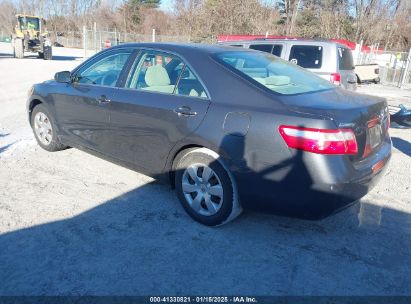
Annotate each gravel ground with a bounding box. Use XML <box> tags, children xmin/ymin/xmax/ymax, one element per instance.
<box><xmin>0</xmin><ymin>42</ymin><xmax>411</xmax><ymax>295</ymax></box>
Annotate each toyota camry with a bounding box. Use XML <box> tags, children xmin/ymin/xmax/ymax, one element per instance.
<box><xmin>27</xmin><ymin>43</ymin><xmax>391</xmax><ymax>226</ymax></box>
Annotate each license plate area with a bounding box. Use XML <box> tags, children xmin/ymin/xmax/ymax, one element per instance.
<box><xmin>368</xmin><ymin>124</ymin><xmax>383</xmax><ymax>150</ymax></box>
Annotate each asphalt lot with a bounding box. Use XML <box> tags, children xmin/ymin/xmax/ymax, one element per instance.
<box><xmin>0</xmin><ymin>42</ymin><xmax>410</xmax><ymax>295</ymax></box>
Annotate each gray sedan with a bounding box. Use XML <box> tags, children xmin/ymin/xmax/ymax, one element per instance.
<box><xmin>27</xmin><ymin>43</ymin><xmax>391</xmax><ymax>226</ymax></box>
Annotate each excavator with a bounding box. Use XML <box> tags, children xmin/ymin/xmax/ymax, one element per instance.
<box><xmin>11</xmin><ymin>14</ymin><xmax>52</xmax><ymax>60</ymax></box>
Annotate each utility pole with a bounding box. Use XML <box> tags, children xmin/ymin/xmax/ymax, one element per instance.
<box><xmin>400</xmin><ymin>48</ymin><xmax>411</xmax><ymax>88</ymax></box>
<box><xmin>82</xmin><ymin>25</ymin><xmax>87</xmax><ymax>59</ymax></box>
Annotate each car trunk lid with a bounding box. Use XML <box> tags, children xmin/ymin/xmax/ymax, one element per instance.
<box><xmin>281</xmin><ymin>88</ymin><xmax>389</xmax><ymax>160</ymax></box>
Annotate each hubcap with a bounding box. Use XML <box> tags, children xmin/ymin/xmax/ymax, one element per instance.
<box><xmin>182</xmin><ymin>164</ymin><xmax>224</xmax><ymax>216</ymax></box>
<box><xmin>34</xmin><ymin>112</ymin><xmax>53</xmax><ymax>146</ymax></box>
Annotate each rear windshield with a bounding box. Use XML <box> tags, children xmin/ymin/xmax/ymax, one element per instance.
<box><xmin>214</xmin><ymin>51</ymin><xmax>334</xmax><ymax>95</ymax></box>
<box><xmin>249</xmin><ymin>44</ymin><xmax>283</xmax><ymax>57</ymax></box>
<box><xmin>288</xmin><ymin>45</ymin><xmax>323</xmax><ymax>69</ymax></box>
<box><xmin>338</xmin><ymin>47</ymin><xmax>354</xmax><ymax>70</ymax></box>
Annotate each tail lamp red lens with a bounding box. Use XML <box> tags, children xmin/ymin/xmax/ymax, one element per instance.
<box><xmin>279</xmin><ymin>125</ymin><xmax>358</xmax><ymax>155</ymax></box>
<box><xmin>330</xmin><ymin>73</ymin><xmax>341</xmax><ymax>86</ymax></box>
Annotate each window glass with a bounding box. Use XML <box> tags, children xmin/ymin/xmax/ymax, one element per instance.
<box><xmin>215</xmin><ymin>51</ymin><xmax>334</xmax><ymax>95</ymax></box>
<box><xmin>289</xmin><ymin>45</ymin><xmax>323</xmax><ymax>69</ymax></box>
<box><xmin>272</xmin><ymin>45</ymin><xmax>283</xmax><ymax>57</ymax></box>
<box><xmin>18</xmin><ymin>17</ymin><xmax>40</xmax><ymax>30</ymax></box>
<box><xmin>176</xmin><ymin>65</ymin><xmax>208</xmax><ymax>98</ymax></box>
<box><xmin>127</xmin><ymin>51</ymin><xmax>182</xmax><ymax>94</ymax></box>
<box><xmin>76</xmin><ymin>50</ymin><xmax>132</xmax><ymax>87</ymax></box>
<box><xmin>250</xmin><ymin>44</ymin><xmax>283</xmax><ymax>57</ymax></box>
<box><xmin>338</xmin><ymin>47</ymin><xmax>354</xmax><ymax>70</ymax></box>
<box><xmin>250</xmin><ymin>44</ymin><xmax>273</xmax><ymax>53</ymax></box>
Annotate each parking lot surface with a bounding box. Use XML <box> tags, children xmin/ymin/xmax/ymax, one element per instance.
<box><xmin>0</xmin><ymin>42</ymin><xmax>410</xmax><ymax>295</ymax></box>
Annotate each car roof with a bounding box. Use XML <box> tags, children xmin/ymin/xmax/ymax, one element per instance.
<box><xmin>110</xmin><ymin>42</ymin><xmax>252</xmax><ymax>55</ymax></box>
<box><xmin>219</xmin><ymin>39</ymin><xmax>348</xmax><ymax>48</ymax></box>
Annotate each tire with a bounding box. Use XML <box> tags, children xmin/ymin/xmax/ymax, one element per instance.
<box><xmin>174</xmin><ymin>148</ymin><xmax>242</xmax><ymax>226</ymax></box>
<box><xmin>38</xmin><ymin>52</ymin><xmax>44</xmax><ymax>59</ymax></box>
<box><xmin>14</xmin><ymin>39</ymin><xmax>24</xmax><ymax>59</ymax></box>
<box><xmin>30</xmin><ymin>104</ymin><xmax>67</xmax><ymax>152</ymax></box>
<box><xmin>43</xmin><ymin>46</ymin><xmax>52</xmax><ymax>60</ymax></box>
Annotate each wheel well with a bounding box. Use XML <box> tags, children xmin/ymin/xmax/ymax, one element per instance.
<box><xmin>28</xmin><ymin>99</ymin><xmax>42</xmax><ymax>121</ymax></box>
<box><xmin>168</xmin><ymin>144</ymin><xmax>205</xmax><ymax>188</ymax></box>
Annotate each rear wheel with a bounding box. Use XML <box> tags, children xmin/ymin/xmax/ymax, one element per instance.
<box><xmin>174</xmin><ymin>148</ymin><xmax>242</xmax><ymax>226</ymax></box>
<box><xmin>14</xmin><ymin>39</ymin><xmax>24</xmax><ymax>59</ymax></box>
<box><xmin>38</xmin><ymin>52</ymin><xmax>44</xmax><ymax>59</ymax></box>
<box><xmin>31</xmin><ymin>104</ymin><xmax>66</xmax><ymax>152</ymax></box>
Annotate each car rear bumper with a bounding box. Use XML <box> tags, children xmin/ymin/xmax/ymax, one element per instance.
<box><xmin>233</xmin><ymin>139</ymin><xmax>391</xmax><ymax>219</ymax></box>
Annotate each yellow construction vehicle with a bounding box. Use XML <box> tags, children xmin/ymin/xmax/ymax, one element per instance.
<box><xmin>12</xmin><ymin>14</ymin><xmax>52</xmax><ymax>60</ymax></box>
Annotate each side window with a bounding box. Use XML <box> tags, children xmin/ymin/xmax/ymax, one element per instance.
<box><xmin>289</xmin><ymin>45</ymin><xmax>323</xmax><ymax>69</ymax></box>
<box><xmin>250</xmin><ymin>44</ymin><xmax>283</xmax><ymax>57</ymax></box>
<box><xmin>272</xmin><ymin>45</ymin><xmax>283</xmax><ymax>57</ymax></box>
<box><xmin>127</xmin><ymin>51</ymin><xmax>182</xmax><ymax>94</ymax></box>
<box><xmin>250</xmin><ymin>44</ymin><xmax>273</xmax><ymax>53</ymax></box>
<box><xmin>127</xmin><ymin>51</ymin><xmax>208</xmax><ymax>98</ymax></box>
<box><xmin>338</xmin><ymin>47</ymin><xmax>354</xmax><ymax>70</ymax></box>
<box><xmin>75</xmin><ymin>50</ymin><xmax>132</xmax><ymax>87</ymax></box>
<box><xmin>176</xmin><ymin>65</ymin><xmax>208</xmax><ymax>98</ymax></box>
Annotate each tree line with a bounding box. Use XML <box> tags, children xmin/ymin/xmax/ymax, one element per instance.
<box><xmin>0</xmin><ymin>0</ymin><xmax>410</xmax><ymax>51</ymax></box>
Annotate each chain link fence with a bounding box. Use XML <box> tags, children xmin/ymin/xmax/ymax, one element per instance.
<box><xmin>50</xmin><ymin>28</ymin><xmax>193</xmax><ymax>57</ymax></box>
<box><xmin>376</xmin><ymin>50</ymin><xmax>411</xmax><ymax>88</ymax></box>
<box><xmin>0</xmin><ymin>31</ymin><xmax>11</xmax><ymax>43</ymax></box>
<box><xmin>353</xmin><ymin>42</ymin><xmax>411</xmax><ymax>88</ymax></box>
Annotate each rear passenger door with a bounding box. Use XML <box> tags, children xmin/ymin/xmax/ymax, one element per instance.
<box><xmin>106</xmin><ymin>50</ymin><xmax>210</xmax><ymax>174</ymax></box>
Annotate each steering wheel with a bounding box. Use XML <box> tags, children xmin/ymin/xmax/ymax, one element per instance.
<box><xmin>101</xmin><ymin>72</ymin><xmax>118</xmax><ymax>86</ymax></box>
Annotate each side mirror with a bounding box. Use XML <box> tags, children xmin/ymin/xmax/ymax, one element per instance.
<box><xmin>54</xmin><ymin>71</ymin><xmax>71</xmax><ymax>83</ymax></box>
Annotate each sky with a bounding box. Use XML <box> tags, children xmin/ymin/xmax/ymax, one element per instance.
<box><xmin>159</xmin><ymin>0</ymin><xmax>173</xmax><ymax>12</ymax></box>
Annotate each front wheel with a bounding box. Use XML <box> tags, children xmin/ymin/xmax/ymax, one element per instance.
<box><xmin>43</xmin><ymin>46</ymin><xmax>52</xmax><ymax>60</ymax></box>
<box><xmin>174</xmin><ymin>148</ymin><xmax>242</xmax><ymax>226</ymax></box>
<box><xmin>31</xmin><ymin>104</ymin><xmax>66</xmax><ymax>152</ymax></box>
<box><xmin>13</xmin><ymin>39</ymin><xmax>24</xmax><ymax>59</ymax></box>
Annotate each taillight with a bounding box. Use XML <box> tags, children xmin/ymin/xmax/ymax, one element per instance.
<box><xmin>330</xmin><ymin>73</ymin><xmax>341</xmax><ymax>86</ymax></box>
<box><xmin>279</xmin><ymin>125</ymin><xmax>358</xmax><ymax>155</ymax></box>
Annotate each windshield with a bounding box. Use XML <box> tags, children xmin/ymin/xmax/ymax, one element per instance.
<box><xmin>214</xmin><ymin>51</ymin><xmax>334</xmax><ymax>95</ymax></box>
<box><xmin>18</xmin><ymin>17</ymin><xmax>40</xmax><ymax>31</ymax></box>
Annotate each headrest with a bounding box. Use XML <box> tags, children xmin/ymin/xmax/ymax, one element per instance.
<box><xmin>145</xmin><ymin>65</ymin><xmax>171</xmax><ymax>87</ymax></box>
<box><xmin>265</xmin><ymin>76</ymin><xmax>290</xmax><ymax>86</ymax></box>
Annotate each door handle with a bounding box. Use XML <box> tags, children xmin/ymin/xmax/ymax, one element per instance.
<box><xmin>173</xmin><ymin>106</ymin><xmax>197</xmax><ymax>117</ymax></box>
<box><xmin>96</xmin><ymin>95</ymin><xmax>111</xmax><ymax>104</ymax></box>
